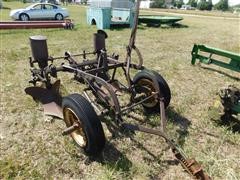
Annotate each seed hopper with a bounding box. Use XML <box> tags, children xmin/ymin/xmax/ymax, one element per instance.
<box><xmin>25</xmin><ymin>1</ymin><xmax>210</xmax><ymax>179</ymax></box>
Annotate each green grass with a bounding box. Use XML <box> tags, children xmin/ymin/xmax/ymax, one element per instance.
<box><xmin>1</xmin><ymin>2</ymin><xmax>240</xmax><ymax>179</ymax></box>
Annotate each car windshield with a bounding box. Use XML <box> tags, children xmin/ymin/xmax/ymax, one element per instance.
<box><xmin>25</xmin><ymin>4</ymin><xmax>36</xmax><ymax>10</ymax></box>
<box><xmin>25</xmin><ymin>4</ymin><xmax>59</xmax><ymax>10</ymax></box>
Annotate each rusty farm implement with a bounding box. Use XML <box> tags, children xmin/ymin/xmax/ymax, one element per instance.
<box><xmin>25</xmin><ymin>1</ymin><xmax>210</xmax><ymax>179</ymax></box>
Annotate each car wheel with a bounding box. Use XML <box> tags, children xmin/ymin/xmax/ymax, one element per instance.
<box><xmin>133</xmin><ymin>70</ymin><xmax>171</xmax><ymax>113</ymax></box>
<box><xmin>55</xmin><ymin>13</ymin><xmax>63</xmax><ymax>20</ymax></box>
<box><xmin>62</xmin><ymin>93</ymin><xmax>106</xmax><ymax>156</ymax></box>
<box><xmin>19</xmin><ymin>13</ymin><xmax>30</xmax><ymax>21</ymax></box>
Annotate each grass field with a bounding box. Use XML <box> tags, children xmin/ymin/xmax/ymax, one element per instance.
<box><xmin>0</xmin><ymin>2</ymin><xmax>240</xmax><ymax>179</ymax></box>
<box><xmin>144</xmin><ymin>8</ymin><xmax>240</xmax><ymax>18</ymax></box>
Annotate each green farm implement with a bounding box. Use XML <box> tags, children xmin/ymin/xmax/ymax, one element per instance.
<box><xmin>138</xmin><ymin>15</ymin><xmax>183</xmax><ymax>26</ymax></box>
<box><xmin>191</xmin><ymin>44</ymin><xmax>240</xmax><ymax>118</ymax></box>
<box><xmin>191</xmin><ymin>44</ymin><xmax>240</xmax><ymax>73</ymax></box>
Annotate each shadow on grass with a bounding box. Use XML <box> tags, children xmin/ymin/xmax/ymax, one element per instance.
<box><xmin>99</xmin><ymin>106</ymin><xmax>191</xmax><ymax>169</ymax></box>
<box><xmin>85</xmin><ymin>142</ymin><xmax>132</xmax><ymax>174</ymax></box>
<box><xmin>201</xmin><ymin>66</ymin><xmax>240</xmax><ymax>81</ymax></box>
<box><xmin>166</xmin><ymin>107</ymin><xmax>191</xmax><ymax>146</ymax></box>
<box><xmin>1</xmin><ymin>7</ymin><xmax>11</xmax><ymax>10</ymax></box>
<box><xmin>109</xmin><ymin>24</ymin><xmax>131</xmax><ymax>31</ymax></box>
<box><xmin>213</xmin><ymin>113</ymin><xmax>240</xmax><ymax>133</ymax></box>
<box><xmin>138</xmin><ymin>23</ymin><xmax>189</xmax><ymax>29</ymax></box>
<box><xmin>163</xmin><ymin>23</ymin><xmax>189</xmax><ymax>29</ymax></box>
<box><xmin>0</xmin><ymin>27</ymin><xmax>74</xmax><ymax>35</ymax></box>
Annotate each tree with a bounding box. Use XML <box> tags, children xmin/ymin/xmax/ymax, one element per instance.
<box><xmin>206</xmin><ymin>0</ymin><xmax>213</xmax><ymax>10</ymax></box>
<box><xmin>197</xmin><ymin>0</ymin><xmax>207</xmax><ymax>10</ymax></box>
<box><xmin>150</xmin><ymin>0</ymin><xmax>166</xmax><ymax>8</ymax></box>
<box><xmin>187</xmin><ymin>0</ymin><xmax>197</xmax><ymax>8</ymax></box>
<box><xmin>197</xmin><ymin>0</ymin><xmax>214</xmax><ymax>10</ymax></box>
<box><xmin>171</xmin><ymin>0</ymin><xmax>176</xmax><ymax>6</ymax></box>
<box><xmin>175</xmin><ymin>0</ymin><xmax>184</xmax><ymax>9</ymax></box>
<box><xmin>215</xmin><ymin>0</ymin><xmax>229</xmax><ymax>11</ymax></box>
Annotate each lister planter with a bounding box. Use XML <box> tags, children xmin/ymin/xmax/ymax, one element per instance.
<box><xmin>25</xmin><ymin>1</ymin><xmax>210</xmax><ymax>179</ymax></box>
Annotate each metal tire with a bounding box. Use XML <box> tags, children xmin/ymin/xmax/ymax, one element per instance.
<box><xmin>19</xmin><ymin>13</ymin><xmax>29</xmax><ymax>21</ymax></box>
<box><xmin>133</xmin><ymin>70</ymin><xmax>171</xmax><ymax>112</ymax></box>
<box><xmin>55</xmin><ymin>13</ymin><xmax>63</xmax><ymax>20</ymax></box>
<box><xmin>62</xmin><ymin>93</ymin><xmax>106</xmax><ymax>156</ymax></box>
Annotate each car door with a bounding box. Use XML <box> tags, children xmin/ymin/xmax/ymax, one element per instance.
<box><xmin>28</xmin><ymin>4</ymin><xmax>43</xmax><ymax>19</ymax></box>
<box><xmin>43</xmin><ymin>5</ymin><xmax>56</xmax><ymax>19</ymax></box>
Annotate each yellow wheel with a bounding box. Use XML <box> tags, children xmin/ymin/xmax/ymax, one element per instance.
<box><xmin>133</xmin><ymin>70</ymin><xmax>171</xmax><ymax>112</ymax></box>
<box><xmin>62</xmin><ymin>94</ymin><xmax>105</xmax><ymax>156</ymax></box>
<box><xmin>63</xmin><ymin>108</ymin><xmax>87</xmax><ymax>147</ymax></box>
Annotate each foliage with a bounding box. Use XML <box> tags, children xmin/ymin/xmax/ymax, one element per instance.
<box><xmin>197</xmin><ymin>0</ymin><xmax>207</xmax><ymax>10</ymax></box>
<box><xmin>214</xmin><ymin>0</ymin><xmax>229</xmax><ymax>11</ymax></box>
<box><xmin>206</xmin><ymin>0</ymin><xmax>213</xmax><ymax>10</ymax></box>
<box><xmin>150</xmin><ymin>0</ymin><xmax>166</xmax><ymax>8</ymax></box>
<box><xmin>197</xmin><ymin>0</ymin><xmax>213</xmax><ymax>10</ymax></box>
<box><xmin>175</xmin><ymin>0</ymin><xmax>184</xmax><ymax>9</ymax></box>
<box><xmin>187</xmin><ymin>0</ymin><xmax>197</xmax><ymax>8</ymax></box>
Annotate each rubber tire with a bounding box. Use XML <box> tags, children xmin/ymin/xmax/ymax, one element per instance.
<box><xmin>133</xmin><ymin>70</ymin><xmax>171</xmax><ymax>112</ymax></box>
<box><xmin>62</xmin><ymin>93</ymin><xmax>106</xmax><ymax>156</ymax></box>
<box><xmin>55</xmin><ymin>13</ymin><xmax>63</xmax><ymax>20</ymax></box>
<box><xmin>19</xmin><ymin>13</ymin><xmax>29</xmax><ymax>21</ymax></box>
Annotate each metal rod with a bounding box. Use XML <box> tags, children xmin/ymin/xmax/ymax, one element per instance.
<box><xmin>62</xmin><ymin>124</ymin><xmax>79</xmax><ymax>136</ymax></box>
<box><xmin>50</xmin><ymin>52</ymin><xmax>95</xmax><ymax>60</ymax></box>
<box><xmin>62</xmin><ymin>64</ymin><xmax>121</xmax><ymax>115</ymax></box>
<box><xmin>160</xmin><ymin>99</ymin><xmax>166</xmax><ymax>132</ymax></box>
<box><xmin>120</xmin><ymin>92</ymin><xmax>158</xmax><ymax>114</ymax></box>
<box><xmin>83</xmin><ymin>91</ymin><xmax>102</xmax><ymax>115</ymax></box>
<box><xmin>0</xmin><ymin>23</ymin><xmax>72</xmax><ymax>29</ymax></box>
<box><xmin>0</xmin><ymin>20</ymin><xmax>71</xmax><ymax>24</ymax></box>
<box><xmin>85</xmin><ymin>63</ymin><xmax>124</xmax><ymax>74</ymax></box>
<box><xmin>122</xmin><ymin>123</ymin><xmax>175</xmax><ymax>148</ymax></box>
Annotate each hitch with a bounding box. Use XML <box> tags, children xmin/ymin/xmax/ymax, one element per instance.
<box><xmin>123</xmin><ymin>123</ymin><xmax>210</xmax><ymax>180</ymax></box>
<box><xmin>121</xmin><ymin>97</ymin><xmax>210</xmax><ymax>179</ymax></box>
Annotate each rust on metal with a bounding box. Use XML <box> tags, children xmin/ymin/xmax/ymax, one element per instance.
<box><xmin>24</xmin><ymin>0</ymin><xmax>210</xmax><ymax>178</ymax></box>
<box><xmin>0</xmin><ymin>19</ymin><xmax>74</xmax><ymax>29</ymax></box>
<box><xmin>25</xmin><ymin>80</ymin><xmax>63</xmax><ymax>118</ymax></box>
<box><xmin>43</xmin><ymin>102</ymin><xmax>63</xmax><ymax>119</ymax></box>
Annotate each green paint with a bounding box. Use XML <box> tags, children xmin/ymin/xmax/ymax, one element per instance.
<box><xmin>138</xmin><ymin>15</ymin><xmax>183</xmax><ymax>25</ymax></box>
<box><xmin>191</xmin><ymin>44</ymin><xmax>240</xmax><ymax>73</ymax></box>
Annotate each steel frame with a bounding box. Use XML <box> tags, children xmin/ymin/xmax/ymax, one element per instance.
<box><xmin>25</xmin><ymin>1</ymin><xmax>210</xmax><ymax>179</ymax></box>
<box><xmin>191</xmin><ymin>44</ymin><xmax>240</xmax><ymax>73</ymax></box>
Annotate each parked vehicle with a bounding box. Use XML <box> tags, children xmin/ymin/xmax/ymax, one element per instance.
<box><xmin>40</xmin><ymin>0</ymin><xmax>61</xmax><ymax>5</ymax></box>
<box><xmin>10</xmin><ymin>3</ymin><xmax>69</xmax><ymax>21</ymax></box>
<box><xmin>180</xmin><ymin>5</ymin><xmax>195</xmax><ymax>10</ymax></box>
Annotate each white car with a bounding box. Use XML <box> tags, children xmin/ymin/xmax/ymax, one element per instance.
<box><xmin>10</xmin><ymin>3</ymin><xmax>69</xmax><ymax>21</ymax></box>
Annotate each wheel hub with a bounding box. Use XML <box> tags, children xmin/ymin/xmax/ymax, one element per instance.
<box><xmin>63</xmin><ymin>107</ymin><xmax>86</xmax><ymax>147</ymax></box>
<box><xmin>137</xmin><ymin>78</ymin><xmax>158</xmax><ymax>108</ymax></box>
